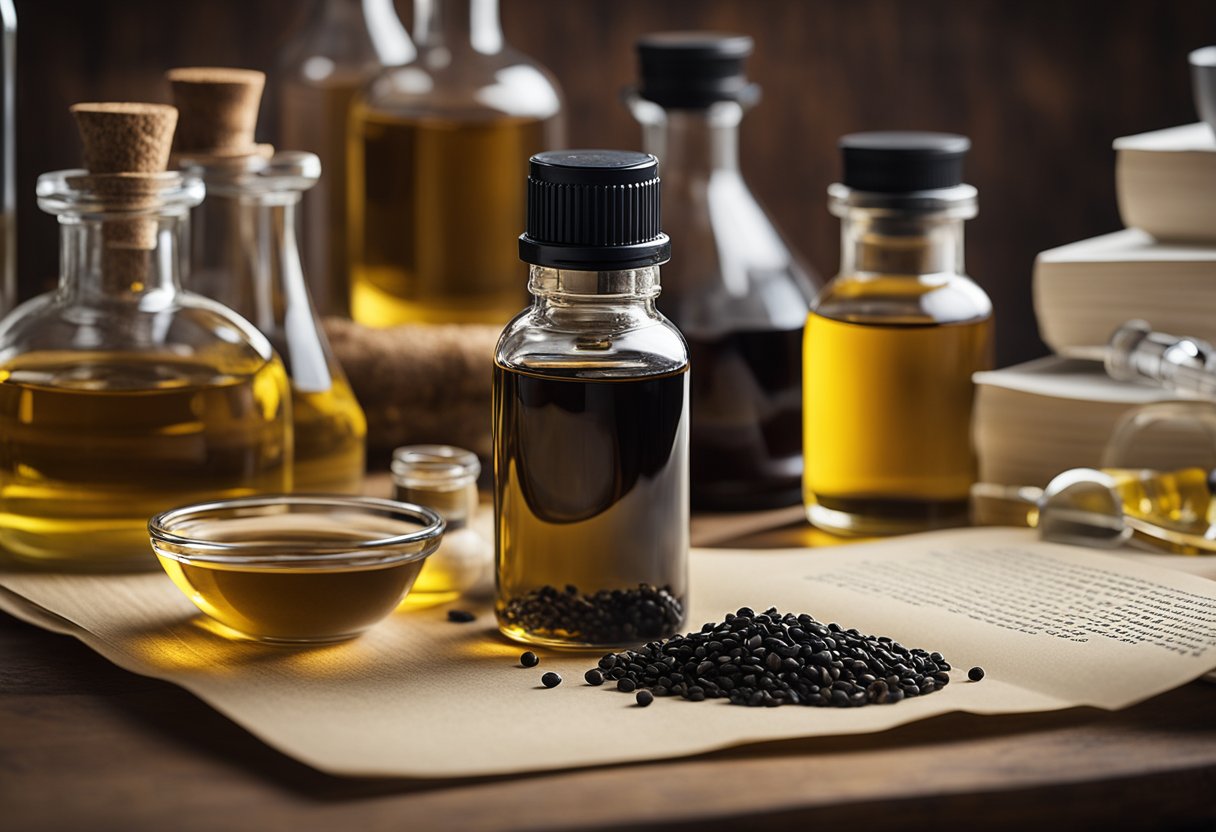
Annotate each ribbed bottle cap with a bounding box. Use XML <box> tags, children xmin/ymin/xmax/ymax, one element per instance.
<box><xmin>636</xmin><ymin>32</ymin><xmax>759</xmax><ymax>109</ymax></box>
<box><xmin>840</xmin><ymin>132</ymin><xmax>970</xmax><ymax>192</ymax></box>
<box><xmin>519</xmin><ymin>150</ymin><xmax>671</xmax><ymax>271</ymax></box>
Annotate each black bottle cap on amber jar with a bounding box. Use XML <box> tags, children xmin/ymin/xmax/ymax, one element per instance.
<box><xmin>840</xmin><ymin>132</ymin><xmax>970</xmax><ymax>192</ymax></box>
<box><xmin>519</xmin><ymin>150</ymin><xmax>671</xmax><ymax>271</ymax></box>
<box><xmin>635</xmin><ymin>32</ymin><xmax>759</xmax><ymax>109</ymax></box>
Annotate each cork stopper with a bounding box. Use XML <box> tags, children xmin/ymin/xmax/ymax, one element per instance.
<box><xmin>167</xmin><ymin>67</ymin><xmax>267</xmax><ymax>156</ymax></box>
<box><xmin>69</xmin><ymin>102</ymin><xmax>181</xmax><ymax>281</ymax></box>
<box><xmin>70</xmin><ymin>103</ymin><xmax>178</xmax><ymax>174</ymax></box>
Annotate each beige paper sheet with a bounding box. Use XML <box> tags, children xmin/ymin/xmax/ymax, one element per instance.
<box><xmin>2</xmin><ymin>527</ymin><xmax>1215</xmax><ymax>779</ymax></box>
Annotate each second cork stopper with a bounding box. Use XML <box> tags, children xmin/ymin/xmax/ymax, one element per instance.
<box><xmin>70</xmin><ymin>102</ymin><xmax>178</xmax><ymax>175</ymax></box>
<box><xmin>167</xmin><ymin>67</ymin><xmax>266</xmax><ymax>156</ymax></box>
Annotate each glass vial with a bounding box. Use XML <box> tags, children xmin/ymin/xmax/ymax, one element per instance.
<box><xmin>279</xmin><ymin>0</ymin><xmax>413</xmax><ymax>316</ymax></box>
<box><xmin>0</xmin><ymin>0</ymin><xmax>13</xmax><ymax>316</ymax></box>
<box><xmin>494</xmin><ymin>150</ymin><xmax>689</xmax><ymax>648</ymax></box>
<box><xmin>392</xmin><ymin>444</ymin><xmax>491</xmax><ymax>603</ymax></box>
<box><xmin>178</xmin><ymin>150</ymin><xmax>367</xmax><ymax>494</ymax></box>
<box><xmin>349</xmin><ymin>0</ymin><xmax>563</xmax><ymax>326</ymax></box>
<box><xmin>1106</xmin><ymin>320</ymin><xmax>1216</xmax><ymax>398</ymax></box>
<box><xmin>627</xmin><ymin>33</ymin><xmax>818</xmax><ymax>511</ymax></box>
<box><xmin>804</xmin><ymin>133</ymin><xmax>993</xmax><ymax>536</ymax></box>
<box><xmin>0</xmin><ymin>105</ymin><xmax>292</xmax><ymax>568</ymax></box>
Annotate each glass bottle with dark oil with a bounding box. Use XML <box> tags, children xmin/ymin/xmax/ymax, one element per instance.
<box><xmin>804</xmin><ymin>133</ymin><xmax>993</xmax><ymax>536</ymax></box>
<box><xmin>627</xmin><ymin>33</ymin><xmax>819</xmax><ymax>511</ymax></box>
<box><xmin>494</xmin><ymin>150</ymin><xmax>689</xmax><ymax>648</ymax></box>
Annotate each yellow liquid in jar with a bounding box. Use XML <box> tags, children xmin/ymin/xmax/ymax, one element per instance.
<box><xmin>291</xmin><ymin>375</ymin><xmax>367</xmax><ymax>494</ymax></box>
<box><xmin>348</xmin><ymin>111</ymin><xmax>548</xmax><ymax>326</ymax></box>
<box><xmin>0</xmin><ymin>353</ymin><xmax>291</xmax><ymax>568</ymax></box>
<box><xmin>803</xmin><ymin>311</ymin><xmax>993</xmax><ymax>535</ymax></box>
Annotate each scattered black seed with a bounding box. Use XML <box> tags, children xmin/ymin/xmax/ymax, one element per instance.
<box><xmin>636</xmin><ymin>690</ymin><xmax>654</xmax><ymax>707</ymax></box>
<box><xmin>541</xmin><ymin>672</ymin><xmax>562</xmax><ymax>688</ymax></box>
<box><xmin>520</xmin><ymin>651</ymin><xmax>539</xmax><ymax>668</ymax></box>
<box><xmin>584</xmin><ymin>669</ymin><xmax>605</xmax><ymax>686</ymax></box>
<box><xmin>500</xmin><ymin>584</ymin><xmax>684</xmax><ymax>645</ymax></box>
<box><xmin>447</xmin><ymin>609</ymin><xmax>476</xmax><ymax>623</ymax></box>
<box><xmin>968</xmin><ymin>666</ymin><xmax>986</xmax><ymax>682</ymax></box>
<box><xmin>584</xmin><ymin>606</ymin><xmax>954</xmax><ymax>708</ymax></box>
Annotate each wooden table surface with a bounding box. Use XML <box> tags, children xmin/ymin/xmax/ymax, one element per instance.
<box><xmin>2</xmin><ymin>503</ymin><xmax>1216</xmax><ymax>831</ymax></box>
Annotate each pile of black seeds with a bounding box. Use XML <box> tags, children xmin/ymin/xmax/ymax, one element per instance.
<box><xmin>589</xmin><ymin>606</ymin><xmax>955</xmax><ymax>707</ymax></box>
<box><xmin>499</xmin><ymin>584</ymin><xmax>684</xmax><ymax>645</ymax></box>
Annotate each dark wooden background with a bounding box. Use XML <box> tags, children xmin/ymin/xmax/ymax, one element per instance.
<box><xmin>12</xmin><ymin>0</ymin><xmax>1216</xmax><ymax>365</ymax></box>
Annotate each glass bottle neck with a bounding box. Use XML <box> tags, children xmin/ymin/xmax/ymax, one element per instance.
<box><xmin>528</xmin><ymin>265</ymin><xmax>660</xmax><ymax>302</ymax></box>
<box><xmin>635</xmin><ymin>100</ymin><xmax>741</xmax><ymax>179</ymax></box>
<box><xmin>838</xmin><ymin>212</ymin><xmax>967</xmax><ymax>277</ymax></box>
<box><xmin>59</xmin><ymin>217</ymin><xmax>182</xmax><ymax>303</ymax></box>
<box><xmin>413</xmin><ymin>0</ymin><xmax>502</xmax><ymax>54</ymax></box>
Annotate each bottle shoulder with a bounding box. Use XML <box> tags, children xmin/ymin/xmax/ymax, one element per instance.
<box><xmin>813</xmin><ymin>272</ymin><xmax>992</xmax><ymax>327</ymax></box>
<box><xmin>0</xmin><ymin>290</ymin><xmax>278</xmax><ymax>373</ymax></box>
<box><xmin>495</xmin><ymin>304</ymin><xmax>688</xmax><ymax>380</ymax></box>
<box><xmin>363</xmin><ymin>48</ymin><xmax>562</xmax><ymax>122</ymax></box>
<box><xmin>659</xmin><ymin>173</ymin><xmax>819</xmax><ymax>337</ymax></box>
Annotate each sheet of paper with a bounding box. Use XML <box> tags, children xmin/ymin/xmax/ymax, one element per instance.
<box><xmin>2</xmin><ymin>527</ymin><xmax>1214</xmax><ymax>779</ymax></box>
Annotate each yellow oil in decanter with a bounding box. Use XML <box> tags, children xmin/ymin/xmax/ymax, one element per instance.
<box><xmin>290</xmin><ymin>374</ymin><xmax>367</xmax><ymax>494</ymax></box>
<box><xmin>348</xmin><ymin>111</ymin><xmax>547</xmax><ymax>326</ymax></box>
<box><xmin>0</xmin><ymin>352</ymin><xmax>290</xmax><ymax>568</ymax></box>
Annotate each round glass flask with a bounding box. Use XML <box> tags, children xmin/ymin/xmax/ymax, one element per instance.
<box><xmin>0</xmin><ymin>168</ymin><xmax>292</xmax><ymax>569</ymax></box>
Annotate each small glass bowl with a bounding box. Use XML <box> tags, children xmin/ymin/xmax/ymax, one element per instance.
<box><xmin>148</xmin><ymin>495</ymin><xmax>445</xmax><ymax>644</ymax></box>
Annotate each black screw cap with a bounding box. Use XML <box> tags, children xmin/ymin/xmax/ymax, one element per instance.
<box><xmin>636</xmin><ymin>32</ymin><xmax>759</xmax><ymax>109</ymax></box>
<box><xmin>519</xmin><ymin>149</ymin><xmax>671</xmax><ymax>271</ymax></box>
<box><xmin>839</xmin><ymin>132</ymin><xmax>970</xmax><ymax>193</ymax></box>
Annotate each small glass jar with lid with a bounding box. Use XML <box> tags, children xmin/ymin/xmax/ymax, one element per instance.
<box><xmin>392</xmin><ymin>444</ymin><xmax>491</xmax><ymax>603</ymax></box>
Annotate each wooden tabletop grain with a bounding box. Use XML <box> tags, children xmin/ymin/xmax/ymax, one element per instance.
<box><xmin>2</xmin><ymin>502</ymin><xmax>1215</xmax><ymax>831</ymax></box>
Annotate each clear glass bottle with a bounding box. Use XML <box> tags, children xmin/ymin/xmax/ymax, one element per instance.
<box><xmin>0</xmin><ymin>152</ymin><xmax>291</xmax><ymax>568</ymax></box>
<box><xmin>392</xmin><ymin>444</ymin><xmax>491</xmax><ymax>604</ymax></box>
<box><xmin>1106</xmin><ymin>319</ymin><xmax>1216</xmax><ymax>398</ymax></box>
<box><xmin>804</xmin><ymin>133</ymin><xmax>994</xmax><ymax>536</ymax></box>
<box><xmin>178</xmin><ymin>150</ymin><xmax>367</xmax><ymax>494</ymax></box>
<box><xmin>349</xmin><ymin>0</ymin><xmax>563</xmax><ymax>326</ymax></box>
<box><xmin>627</xmin><ymin>32</ymin><xmax>818</xmax><ymax>512</ymax></box>
<box><xmin>279</xmin><ymin>0</ymin><xmax>413</xmax><ymax>316</ymax></box>
<box><xmin>494</xmin><ymin>151</ymin><xmax>689</xmax><ymax>649</ymax></box>
<box><xmin>0</xmin><ymin>0</ymin><xmax>14</xmax><ymax>316</ymax></box>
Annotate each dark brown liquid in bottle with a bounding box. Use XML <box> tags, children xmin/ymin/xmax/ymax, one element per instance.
<box><xmin>493</xmin><ymin>364</ymin><xmax>689</xmax><ymax>647</ymax></box>
<box><xmin>685</xmin><ymin>326</ymin><xmax>803</xmax><ymax>511</ymax></box>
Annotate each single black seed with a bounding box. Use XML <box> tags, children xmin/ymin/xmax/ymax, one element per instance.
<box><xmin>447</xmin><ymin>609</ymin><xmax>476</xmax><ymax>623</ymax></box>
<box><xmin>541</xmin><ymin>672</ymin><xmax>562</xmax><ymax>688</ymax></box>
<box><xmin>617</xmin><ymin>677</ymin><xmax>637</xmax><ymax>693</ymax></box>
<box><xmin>636</xmin><ymin>690</ymin><xmax>655</xmax><ymax>707</ymax></box>
<box><xmin>520</xmin><ymin>651</ymin><xmax>539</xmax><ymax>668</ymax></box>
<box><xmin>968</xmin><ymin>666</ymin><xmax>986</xmax><ymax>682</ymax></box>
<box><xmin>584</xmin><ymin>669</ymin><xmax>605</xmax><ymax>686</ymax></box>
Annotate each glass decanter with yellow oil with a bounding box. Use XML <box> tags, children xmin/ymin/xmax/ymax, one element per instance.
<box><xmin>804</xmin><ymin>132</ymin><xmax>994</xmax><ymax>536</ymax></box>
<box><xmin>170</xmin><ymin>68</ymin><xmax>367</xmax><ymax>494</ymax></box>
<box><xmin>0</xmin><ymin>103</ymin><xmax>292</xmax><ymax>569</ymax></box>
<box><xmin>349</xmin><ymin>0</ymin><xmax>563</xmax><ymax>326</ymax></box>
